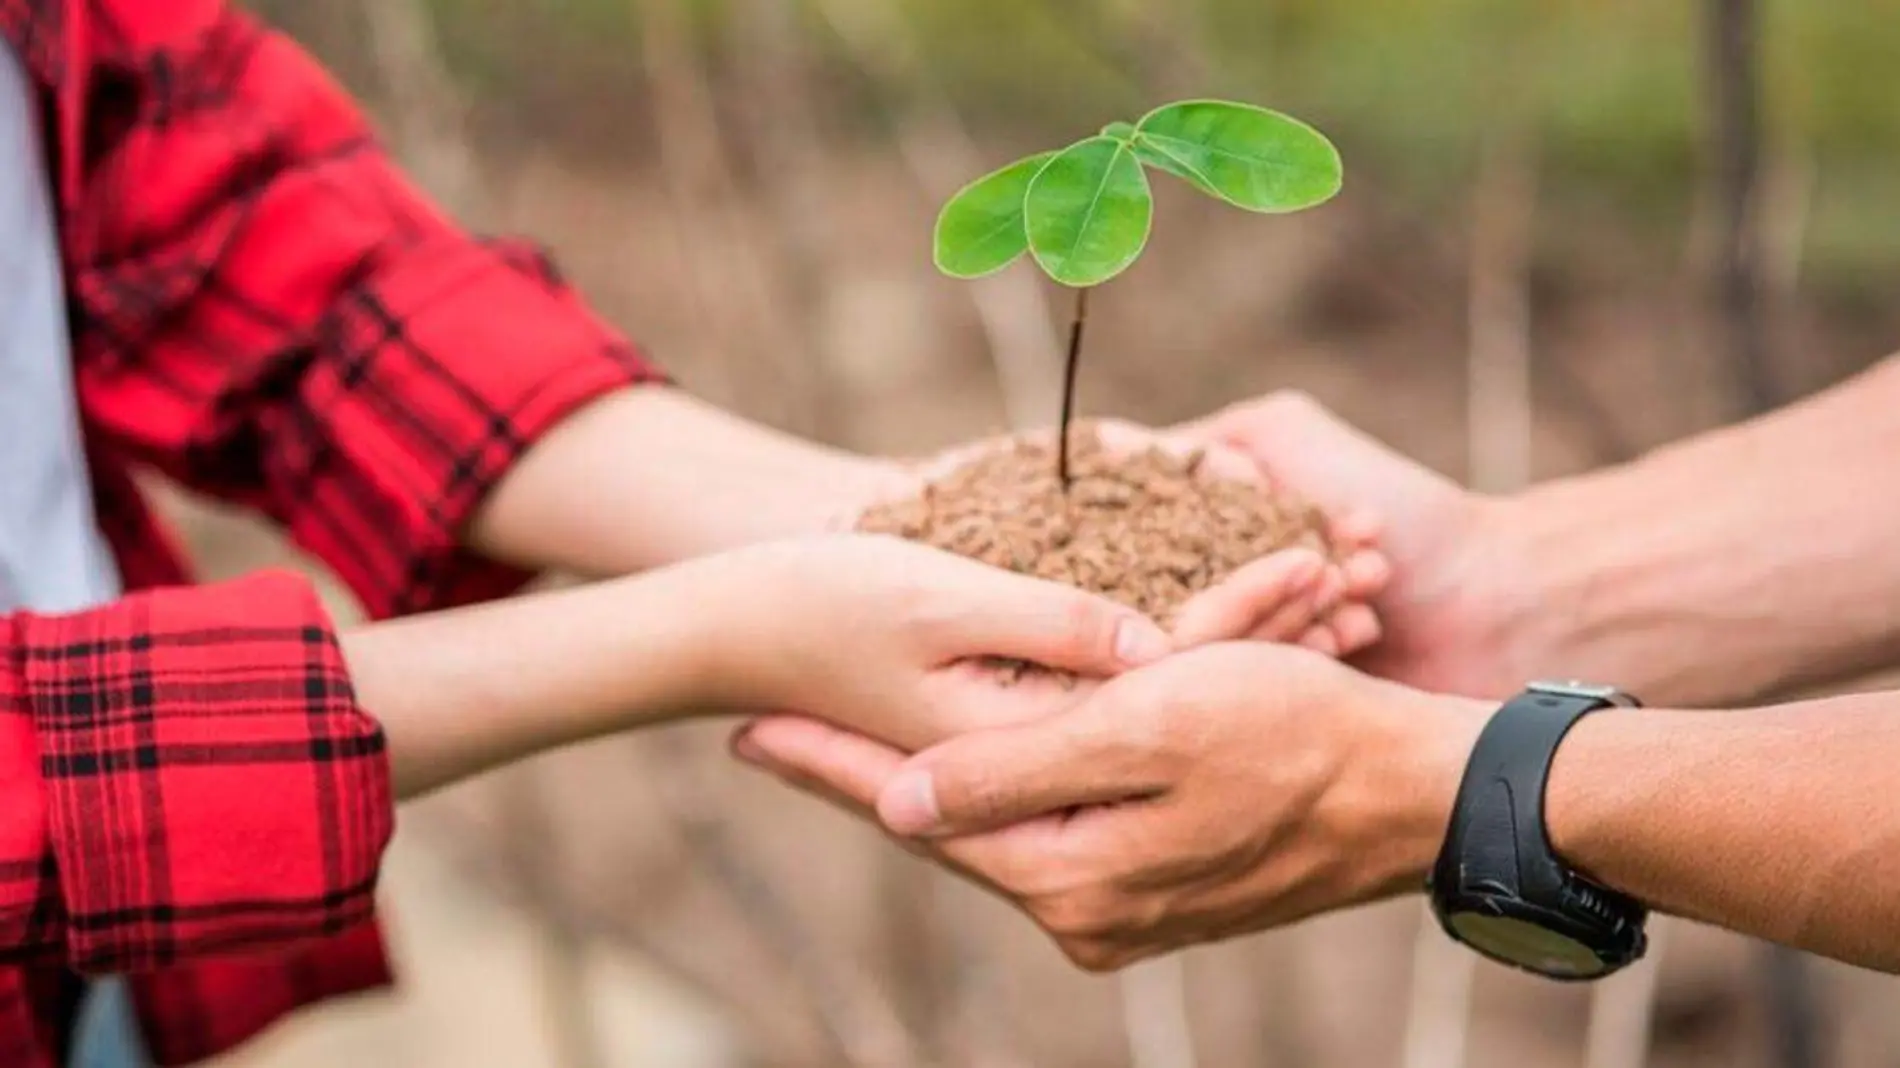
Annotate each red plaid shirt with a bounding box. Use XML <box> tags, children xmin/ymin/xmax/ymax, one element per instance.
<box><xmin>0</xmin><ymin>1</ymin><xmax>661</xmax><ymax>1064</ymax></box>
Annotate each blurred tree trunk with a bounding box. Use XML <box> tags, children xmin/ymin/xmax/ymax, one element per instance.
<box><xmin>1400</xmin><ymin>116</ymin><xmax>1539</xmax><ymax>1068</ymax></box>
<box><xmin>724</xmin><ymin>0</ymin><xmax>850</xmax><ymax>442</ymax></box>
<box><xmin>1703</xmin><ymin>0</ymin><xmax>1776</xmax><ymax>418</ymax></box>
<box><xmin>634</xmin><ymin>0</ymin><xmax>826</xmax><ymax>434</ymax></box>
<box><xmin>1701</xmin><ymin>3</ymin><xmax>1825</xmax><ymax>1066</ymax></box>
<box><xmin>1400</xmin><ymin>4</ymin><xmax>1543</xmax><ymax>1058</ymax></box>
<box><xmin>813</xmin><ymin>0</ymin><xmax>1064</xmax><ymax>434</ymax></box>
<box><xmin>360</xmin><ymin>0</ymin><xmax>485</xmax><ymax>219</ymax></box>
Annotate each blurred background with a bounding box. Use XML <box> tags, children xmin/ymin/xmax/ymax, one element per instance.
<box><xmin>170</xmin><ymin>0</ymin><xmax>1900</xmax><ymax>1064</ymax></box>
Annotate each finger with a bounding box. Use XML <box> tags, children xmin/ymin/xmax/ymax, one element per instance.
<box><xmin>877</xmin><ymin>701</ymin><xmax>1168</xmax><ymax>837</ymax></box>
<box><xmin>1091</xmin><ymin>418</ymin><xmax>1159</xmax><ymax>458</ymax></box>
<box><xmin>1324</xmin><ymin>602</ymin><xmax>1384</xmax><ymax>656</ymax></box>
<box><xmin>1297</xmin><ymin>624</ymin><xmax>1340</xmax><ymax>657</ymax></box>
<box><xmin>732</xmin><ymin>715</ymin><xmax>907</xmax><ymax>813</ymax></box>
<box><xmin>1097</xmin><ymin>421</ymin><xmax>1263</xmax><ymax>486</ymax></box>
<box><xmin>924</xmin><ymin>560</ymin><xmax>1171</xmax><ymax>675</ymax></box>
<box><xmin>1249</xmin><ymin>592</ymin><xmax>1327</xmax><ymax>645</ymax></box>
<box><xmin>1189</xmin><ymin>442</ymin><xmax>1264</xmax><ymax>485</ymax></box>
<box><xmin>738</xmin><ymin>719</ymin><xmax>1124</xmax><ymax>905</ymax></box>
<box><xmin>1329</xmin><ymin>508</ymin><xmax>1384</xmax><ymax>549</ymax></box>
<box><xmin>1170</xmin><ymin>549</ymin><xmax>1324</xmax><ymax>648</ymax></box>
<box><xmin>1341</xmin><ymin>548</ymin><xmax>1392</xmax><ymax>600</ymax></box>
<box><xmin>1186</xmin><ymin>392</ymin><xmax>1432</xmax><ymax>525</ymax></box>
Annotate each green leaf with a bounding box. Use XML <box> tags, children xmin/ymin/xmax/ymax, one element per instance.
<box><xmin>933</xmin><ymin>151</ymin><xmax>1057</xmax><ymax>279</ymax></box>
<box><xmin>1024</xmin><ymin>136</ymin><xmax>1154</xmax><ymax>288</ymax></box>
<box><xmin>1133</xmin><ymin>99</ymin><xmax>1343</xmax><ymax>213</ymax></box>
<box><xmin>1100</xmin><ymin>120</ymin><xmax>1137</xmax><ymax>142</ymax></box>
<box><xmin>1130</xmin><ymin>138</ymin><xmax>1216</xmax><ymax>196</ymax></box>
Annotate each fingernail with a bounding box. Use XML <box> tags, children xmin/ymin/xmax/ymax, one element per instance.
<box><xmin>880</xmin><ymin>770</ymin><xmax>943</xmax><ymax>836</ymax></box>
<box><xmin>1114</xmin><ymin>617</ymin><xmax>1172</xmax><ymax>667</ymax></box>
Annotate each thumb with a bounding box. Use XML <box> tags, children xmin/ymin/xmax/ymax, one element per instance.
<box><xmin>1169</xmin><ymin>547</ymin><xmax>1328</xmax><ymax>648</ymax></box>
<box><xmin>876</xmin><ymin>700</ymin><xmax>1166</xmax><ymax>837</ymax></box>
<box><xmin>926</xmin><ymin>558</ymin><xmax>1172</xmax><ymax>676</ymax></box>
<box><xmin>1186</xmin><ymin>392</ymin><xmax>1453</xmax><ymax>524</ymax></box>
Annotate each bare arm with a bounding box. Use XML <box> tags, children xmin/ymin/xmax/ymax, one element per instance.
<box><xmin>466</xmin><ymin>388</ymin><xmax>904</xmax><ymax>576</ymax></box>
<box><xmin>343</xmin><ymin>536</ymin><xmax>1163</xmax><ymax>798</ymax></box>
<box><xmin>1196</xmin><ymin>359</ymin><xmax>1900</xmax><ymax>705</ymax></box>
<box><xmin>1540</xmin><ymin>692</ymin><xmax>1900</xmax><ymax>970</ymax></box>
<box><xmin>341</xmin><ymin>559</ymin><xmax>724</xmax><ymax>798</ymax></box>
<box><xmin>1496</xmin><ymin>357</ymin><xmax>1900</xmax><ymax>705</ymax></box>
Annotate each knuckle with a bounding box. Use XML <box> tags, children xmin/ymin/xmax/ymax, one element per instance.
<box><xmin>1060</xmin><ymin>938</ymin><xmax>1130</xmax><ymax>974</ymax></box>
<box><xmin>892</xmin><ymin>577</ymin><xmax>961</xmax><ymax>641</ymax></box>
<box><xmin>953</xmin><ymin>772</ymin><xmax>1013</xmax><ymax>826</ymax></box>
<box><xmin>1034</xmin><ymin>887</ymin><xmax>1126</xmax><ymax>941</ymax></box>
<box><xmin>1064</xmin><ymin>596</ymin><xmax>1119</xmax><ymax>660</ymax></box>
<box><xmin>980</xmin><ymin>846</ymin><xmax>1052</xmax><ymax>896</ymax></box>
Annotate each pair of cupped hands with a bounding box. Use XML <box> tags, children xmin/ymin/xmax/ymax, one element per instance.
<box><xmin>696</xmin><ymin>393</ymin><xmax>1496</xmax><ymax>971</ymax></box>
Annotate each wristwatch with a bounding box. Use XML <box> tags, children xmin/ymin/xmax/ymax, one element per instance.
<box><xmin>1427</xmin><ymin>680</ymin><xmax>1649</xmax><ymax>980</ymax></box>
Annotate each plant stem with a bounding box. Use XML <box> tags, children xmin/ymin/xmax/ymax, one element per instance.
<box><xmin>1057</xmin><ymin>285</ymin><xmax>1092</xmax><ymax>489</ymax></box>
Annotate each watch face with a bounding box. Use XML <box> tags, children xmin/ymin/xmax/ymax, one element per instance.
<box><xmin>1445</xmin><ymin>911</ymin><xmax>1610</xmax><ymax>979</ymax></box>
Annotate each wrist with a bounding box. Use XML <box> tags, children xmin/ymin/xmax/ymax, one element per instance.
<box><xmin>825</xmin><ymin>455</ymin><xmax>912</xmax><ymax>533</ymax></box>
<box><xmin>1541</xmin><ymin>704</ymin><xmax>1681</xmax><ymax>888</ymax></box>
<box><xmin>1497</xmin><ymin>460</ymin><xmax>1734</xmax><ymax>703</ymax></box>
<box><xmin>1350</xmin><ymin>686</ymin><xmax>1492</xmax><ymax>897</ymax></box>
<box><xmin>1476</xmin><ymin>480</ymin><xmax>1620</xmax><ymax>689</ymax></box>
<box><xmin>341</xmin><ymin>572</ymin><xmax>729</xmax><ymax>798</ymax></box>
<box><xmin>651</xmin><ymin>542</ymin><xmax>848</xmax><ymax>713</ymax></box>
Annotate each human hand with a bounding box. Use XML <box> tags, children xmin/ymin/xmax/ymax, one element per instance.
<box><xmin>690</xmin><ymin>534</ymin><xmax>1170</xmax><ymax>751</ymax></box>
<box><xmin>869</xmin><ymin>419</ymin><xmax>1390</xmax><ymax>657</ymax></box>
<box><xmin>1170</xmin><ymin>392</ymin><xmax>1538</xmax><ymax>696</ymax></box>
<box><xmin>733</xmin><ymin>642</ymin><xmax>1489</xmax><ymax>970</ymax></box>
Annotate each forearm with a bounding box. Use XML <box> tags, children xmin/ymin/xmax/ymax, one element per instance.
<box><xmin>468</xmin><ymin>388</ymin><xmax>901</xmax><ymax>575</ymax></box>
<box><xmin>341</xmin><ymin>564</ymin><xmax>726</xmax><ymax>798</ymax></box>
<box><xmin>1498</xmin><ymin>355</ymin><xmax>1900</xmax><ymax>705</ymax></box>
<box><xmin>1379</xmin><ymin>688</ymin><xmax>1900</xmax><ymax>973</ymax></box>
<box><xmin>1542</xmin><ymin>692</ymin><xmax>1900</xmax><ymax>971</ymax></box>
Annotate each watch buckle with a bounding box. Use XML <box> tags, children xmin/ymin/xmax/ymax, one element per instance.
<box><xmin>1526</xmin><ymin>679</ymin><xmax>1640</xmax><ymax>708</ymax></box>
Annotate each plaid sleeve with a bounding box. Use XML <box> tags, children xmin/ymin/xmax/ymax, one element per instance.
<box><xmin>66</xmin><ymin>5</ymin><xmax>668</xmax><ymax>619</ymax></box>
<box><xmin>0</xmin><ymin>571</ymin><xmax>393</xmax><ymax>974</ymax></box>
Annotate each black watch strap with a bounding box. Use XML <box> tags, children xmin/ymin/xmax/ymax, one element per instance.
<box><xmin>1430</xmin><ymin>682</ymin><xmax>1648</xmax><ymax>978</ymax></box>
<box><xmin>1448</xmin><ymin>685</ymin><xmax>1609</xmax><ymax>901</ymax></box>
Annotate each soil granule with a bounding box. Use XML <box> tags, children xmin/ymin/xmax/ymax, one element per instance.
<box><xmin>857</xmin><ymin>420</ymin><xmax>1333</xmax><ymax>626</ymax></box>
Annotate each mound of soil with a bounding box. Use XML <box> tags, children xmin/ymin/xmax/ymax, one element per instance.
<box><xmin>857</xmin><ymin>420</ymin><xmax>1333</xmax><ymax>626</ymax></box>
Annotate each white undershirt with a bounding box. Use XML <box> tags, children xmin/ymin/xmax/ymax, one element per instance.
<box><xmin>0</xmin><ymin>37</ymin><xmax>146</xmax><ymax>1068</ymax></box>
<box><xmin>0</xmin><ymin>38</ymin><xmax>121</xmax><ymax>615</ymax></box>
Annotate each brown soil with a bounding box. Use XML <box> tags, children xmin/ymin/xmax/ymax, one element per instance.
<box><xmin>857</xmin><ymin>420</ymin><xmax>1334</xmax><ymax>626</ymax></box>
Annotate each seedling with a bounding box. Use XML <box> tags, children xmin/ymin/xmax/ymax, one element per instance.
<box><xmin>934</xmin><ymin>99</ymin><xmax>1344</xmax><ymax>486</ymax></box>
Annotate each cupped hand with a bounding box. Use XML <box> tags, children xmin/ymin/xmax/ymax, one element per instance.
<box><xmin>733</xmin><ymin>642</ymin><xmax>1488</xmax><ymax>970</ymax></box>
<box><xmin>1170</xmin><ymin>392</ymin><xmax>1535</xmax><ymax>696</ymax></box>
<box><xmin>869</xmin><ymin>419</ymin><xmax>1391</xmax><ymax>658</ymax></box>
<box><xmin>699</xmin><ymin>535</ymin><xmax>1169</xmax><ymax>751</ymax></box>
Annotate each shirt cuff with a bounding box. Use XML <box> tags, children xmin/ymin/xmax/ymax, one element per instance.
<box><xmin>301</xmin><ymin>235</ymin><xmax>670</xmax><ymax>619</ymax></box>
<box><xmin>9</xmin><ymin>572</ymin><xmax>394</xmax><ymax>973</ymax></box>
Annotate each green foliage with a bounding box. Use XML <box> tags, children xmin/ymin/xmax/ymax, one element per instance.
<box><xmin>1024</xmin><ymin>136</ymin><xmax>1153</xmax><ymax>287</ymax></box>
<box><xmin>933</xmin><ymin>99</ymin><xmax>1341</xmax><ymax>288</ymax></box>
<box><xmin>934</xmin><ymin>152</ymin><xmax>1056</xmax><ymax>279</ymax></box>
<box><xmin>1133</xmin><ymin>101</ymin><xmax>1342</xmax><ymax>213</ymax></box>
